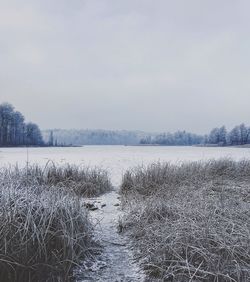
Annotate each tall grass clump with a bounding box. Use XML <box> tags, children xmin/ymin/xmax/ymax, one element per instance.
<box><xmin>3</xmin><ymin>163</ymin><xmax>113</xmax><ymax>197</ymax></box>
<box><xmin>120</xmin><ymin>159</ymin><xmax>250</xmax><ymax>281</ymax></box>
<box><xmin>0</xmin><ymin>163</ymin><xmax>112</xmax><ymax>282</ymax></box>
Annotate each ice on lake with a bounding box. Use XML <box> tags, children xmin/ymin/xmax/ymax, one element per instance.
<box><xmin>0</xmin><ymin>145</ymin><xmax>250</xmax><ymax>186</ymax></box>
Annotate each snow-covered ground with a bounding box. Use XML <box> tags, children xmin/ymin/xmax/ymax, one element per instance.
<box><xmin>1</xmin><ymin>146</ymin><xmax>250</xmax><ymax>281</ymax></box>
<box><xmin>0</xmin><ymin>145</ymin><xmax>249</xmax><ymax>186</ymax></box>
<box><xmin>76</xmin><ymin>191</ymin><xmax>145</xmax><ymax>282</ymax></box>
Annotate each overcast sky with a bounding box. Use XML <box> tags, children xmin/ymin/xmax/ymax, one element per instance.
<box><xmin>0</xmin><ymin>0</ymin><xmax>249</xmax><ymax>133</ymax></box>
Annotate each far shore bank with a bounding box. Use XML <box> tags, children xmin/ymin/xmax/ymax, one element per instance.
<box><xmin>135</xmin><ymin>144</ymin><xmax>250</xmax><ymax>148</ymax></box>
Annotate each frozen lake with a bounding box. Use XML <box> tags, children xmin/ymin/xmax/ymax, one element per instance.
<box><xmin>1</xmin><ymin>145</ymin><xmax>250</xmax><ymax>281</ymax></box>
<box><xmin>0</xmin><ymin>145</ymin><xmax>250</xmax><ymax>186</ymax></box>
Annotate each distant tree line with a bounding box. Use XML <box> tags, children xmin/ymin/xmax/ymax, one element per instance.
<box><xmin>43</xmin><ymin>125</ymin><xmax>250</xmax><ymax>147</ymax></box>
<box><xmin>140</xmin><ymin>131</ymin><xmax>204</xmax><ymax>146</ymax></box>
<box><xmin>140</xmin><ymin>124</ymin><xmax>250</xmax><ymax>147</ymax></box>
<box><xmin>0</xmin><ymin>103</ymin><xmax>44</xmax><ymax>147</ymax></box>
<box><xmin>205</xmin><ymin>124</ymin><xmax>250</xmax><ymax>146</ymax></box>
<box><xmin>42</xmin><ymin>129</ymin><xmax>146</xmax><ymax>146</ymax></box>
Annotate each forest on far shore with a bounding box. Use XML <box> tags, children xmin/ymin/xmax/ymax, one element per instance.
<box><xmin>1</xmin><ymin>102</ymin><xmax>250</xmax><ymax>147</ymax></box>
<box><xmin>140</xmin><ymin>124</ymin><xmax>250</xmax><ymax>146</ymax></box>
<box><xmin>0</xmin><ymin>103</ymin><xmax>44</xmax><ymax>147</ymax></box>
<box><xmin>43</xmin><ymin>125</ymin><xmax>250</xmax><ymax>147</ymax></box>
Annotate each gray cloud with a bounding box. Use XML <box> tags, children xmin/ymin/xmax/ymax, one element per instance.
<box><xmin>0</xmin><ymin>0</ymin><xmax>250</xmax><ymax>133</ymax></box>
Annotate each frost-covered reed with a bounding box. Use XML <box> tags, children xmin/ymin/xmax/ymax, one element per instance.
<box><xmin>120</xmin><ymin>159</ymin><xmax>250</xmax><ymax>281</ymax></box>
<box><xmin>2</xmin><ymin>163</ymin><xmax>113</xmax><ymax>197</ymax></box>
<box><xmin>0</xmin><ymin>164</ymin><xmax>112</xmax><ymax>282</ymax></box>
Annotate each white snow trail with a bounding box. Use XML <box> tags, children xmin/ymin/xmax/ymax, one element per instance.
<box><xmin>76</xmin><ymin>190</ymin><xmax>145</xmax><ymax>282</ymax></box>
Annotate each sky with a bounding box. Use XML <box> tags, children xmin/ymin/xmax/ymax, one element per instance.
<box><xmin>0</xmin><ymin>0</ymin><xmax>250</xmax><ymax>133</ymax></box>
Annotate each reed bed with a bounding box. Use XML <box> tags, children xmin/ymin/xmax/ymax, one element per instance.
<box><xmin>120</xmin><ymin>159</ymin><xmax>250</xmax><ymax>281</ymax></box>
<box><xmin>1</xmin><ymin>163</ymin><xmax>113</xmax><ymax>197</ymax></box>
<box><xmin>0</xmin><ymin>164</ymin><xmax>112</xmax><ymax>282</ymax></box>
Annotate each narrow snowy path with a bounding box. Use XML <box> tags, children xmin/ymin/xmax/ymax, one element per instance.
<box><xmin>77</xmin><ymin>190</ymin><xmax>145</xmax><ymax>282</ymax></box>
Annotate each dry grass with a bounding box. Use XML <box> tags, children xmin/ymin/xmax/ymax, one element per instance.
<box><xmin>2</xmin><ymin>163</ymin><xmax>113</xmax><ymax>197</ymax></box>
<box><xmin>0</xmin><ymin>164</ymin><xmax>112</xmax><ymax>282</ymax></box>
<box><xmin>120</xmin><ymin>159</ymin><xmax>250</xmax><ymax>281</ymax></box>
